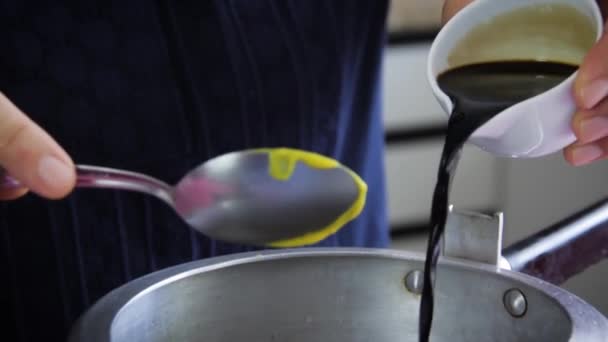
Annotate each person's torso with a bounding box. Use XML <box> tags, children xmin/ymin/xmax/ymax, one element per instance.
<box><xmin>0</xmin><ymin>1</ymin><xmax>390</xmax><ymax>340</ymax></box>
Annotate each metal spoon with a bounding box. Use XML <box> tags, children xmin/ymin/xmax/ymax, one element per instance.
<box><xmin>0</xmin><ymin>148</ymin><xmax>366</xmax><ymax>247</ymax></box>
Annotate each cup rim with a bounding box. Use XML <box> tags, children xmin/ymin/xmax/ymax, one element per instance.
<box><xmin>427</xmin><ymin>0</ymin><xmax>604</xmax><ymax>116</ymax></box>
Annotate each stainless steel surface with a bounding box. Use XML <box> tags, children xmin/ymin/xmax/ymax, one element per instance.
<box><xmin>69</xmin><ymin>249</ymin><xmax>608</xmax><ymax>342</ymax></box>
<box><xmin>0</xmin><ymin>150</ymin><xmax>360</xmax><ymax>246</ymax></box>
<box><xmin>443</xmin><ymin>206</ymin><xmax>504</xmax><ymax>266</ymax></box>
<box><xmin>176</xmin><ymin>151</ymin><xmax>359</xmax><ymax>245</ymax></box>
<box><xmin>404</xmin><ymin>269</ymin><xmax>424</xmax><ymax>294</ymax></box>
<box><xmin>76</xmin><ymin>165</ymin><xmax>175</xmax><ymax>205</ymax></box>
<box><xmin>503</xmin><ymin>288</ymin><xmax>528</xmax><ymax>318</ymax></box>
<box><xmin>0</xmin><ymin>165</ymin><xmax>175</xmax><ymax>204</ymax></box>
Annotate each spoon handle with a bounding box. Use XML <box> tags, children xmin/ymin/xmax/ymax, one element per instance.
<box><xmin>0</xmin><ymin>165</ymin><xmax>174</xmax><ymax>205</ymax></box>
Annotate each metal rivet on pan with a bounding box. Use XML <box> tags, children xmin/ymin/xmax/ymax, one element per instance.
<box><xmin>404</xmin><ymin>270</ymin><xmax>424</xmax><ymax>295</ymax></box>
<box><xmin>503</xmin><ymin>288</ymin><xmax>527</xmax><ymax>318</ymax></box>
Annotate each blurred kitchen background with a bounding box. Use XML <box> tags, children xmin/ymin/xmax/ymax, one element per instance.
<box><xmin>384</xmin><ymin>0</ymin><xmax>608</xmax><ymax>315</ymax></box>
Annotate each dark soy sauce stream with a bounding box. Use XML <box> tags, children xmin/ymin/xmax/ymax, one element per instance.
<box><xmin>418</xmin><ymin>61</ymin><xmax>577</xmax><ymax>342</ymax></box>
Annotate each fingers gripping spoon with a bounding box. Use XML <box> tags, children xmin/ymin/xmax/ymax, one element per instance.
<box><xmin>0</xmin><ymin>148</ymin><xmax>366</xmax><ymax>247</ymax></box>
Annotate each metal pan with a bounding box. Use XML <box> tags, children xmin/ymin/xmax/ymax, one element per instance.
<box><xmin>68</xmin><ymin>199</ymin><xmax>608</xmax><ymax>342</ymax></box>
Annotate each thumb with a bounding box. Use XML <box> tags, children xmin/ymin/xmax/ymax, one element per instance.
<box><xmin>0</xmin><ymin>92</ymin><xmax>76</xmax><ymax>199</ymax></box>
<box><xmin>574</xmin><ymin>23</ymin><xmax>608</xmax><ymax>110</ymax></box>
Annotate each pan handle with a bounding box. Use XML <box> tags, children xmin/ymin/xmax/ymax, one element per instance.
<box><xmin>503</xmin><ymin>198</ymin><xmax>608</xmax><ymax>285</ymax></box>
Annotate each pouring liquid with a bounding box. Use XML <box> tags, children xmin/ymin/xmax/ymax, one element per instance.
<box><xmin>419</xmin><ymin>61</ymin><xmax>577</xmax><ymax>342</ymax></box>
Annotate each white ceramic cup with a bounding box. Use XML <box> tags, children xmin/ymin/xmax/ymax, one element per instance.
<box><xmin>428</xmin><ymin>0</ymin><xmax>604</xmax><ymax>158</ymax></box>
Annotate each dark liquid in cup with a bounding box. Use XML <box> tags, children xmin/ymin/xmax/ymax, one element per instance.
<box><xmin>418</xmin><ymin>61</ymin><xmax>577</xmax><ymax>342</ymax></box>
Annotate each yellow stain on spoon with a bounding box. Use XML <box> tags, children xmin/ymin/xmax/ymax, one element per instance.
<box><xmin>254</xmin><ymin>148</ymin><xmax>367</xmax><ymax>248</ymax></box>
